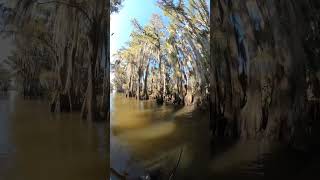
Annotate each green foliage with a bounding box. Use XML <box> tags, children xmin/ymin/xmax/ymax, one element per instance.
<box><xmin>113</xmin><ymin>0</ymin><xmax>210</xmax><ymax>104</ymax></box>
<box><xmin>1</xmin><ymin>0</ymin><xmax>124</xmax><ymax>120</ymax></box>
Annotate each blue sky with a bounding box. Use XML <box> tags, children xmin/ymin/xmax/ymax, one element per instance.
<box><xmin>109</xmin><ymin>0</ymin><xmax>210</xmax><ymax>81</ymax></box>
<box><xmin>110</xmin><ymin>0</ymin><xmax>210</xmax><ymax>63</ymax></box>
<box><xmin>110</xmin><ymin>0</ymin><xmax>169</xmax><ymax>64</ymax></box>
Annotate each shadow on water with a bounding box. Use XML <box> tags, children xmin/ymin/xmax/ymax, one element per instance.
<box><xmin>0</xmin><ymin>91</ymin><xmax>106</xmax><ymax>180</ymax></box>
<box><xmin>209</xmin><ymin>138</ymin><xmax>320</xmax><ymax>180</ymax></box>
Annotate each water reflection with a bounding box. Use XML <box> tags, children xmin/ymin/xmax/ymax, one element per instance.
<box><xmin>111</xmin><ymin>93</ymin><xmax>320</xmax><ymax>180</ymax></box>
<box><xmin>0</xmin><ymin>91</ymin><xmax>106</xmax><ymax>180</ymax></box>
<box><xmin>110</xmin><ymin>93</ymin><xmax>210</xmax><ymax>180</ymax></box>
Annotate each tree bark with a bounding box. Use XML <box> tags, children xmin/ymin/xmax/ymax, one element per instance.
<box><xmin>143</xmin><ymin>58</ymin><xmax>151</xmax><ymax>99</ymax></box>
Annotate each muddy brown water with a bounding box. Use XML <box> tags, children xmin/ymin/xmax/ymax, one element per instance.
<box><xmin>4</xmin><ymin>90</ymin><xmax>317</xmax><ymax>180</ymax></box>
<box><xmin>110</xmin><ymin>93</ymin><xmax>320</xmax><ymax>180</ymax></box>
<box><xmin>0</xmin><ymin>91</ymin><xmax>106</xmax><ymax>180</ymax></box>
<box><xmin>110</xmin><ymin>93</ymin><xmax>211</xmax><ymax>179</ymax></box>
